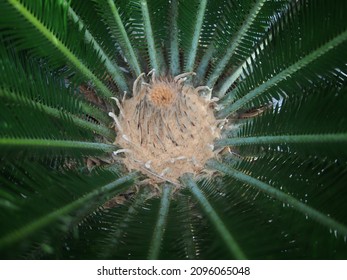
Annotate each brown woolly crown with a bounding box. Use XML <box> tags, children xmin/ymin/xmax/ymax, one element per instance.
<box><xmin>110</xmin><ymin>72</ymin><xmax>222</xmax><ymax>187</ymax></box>
<box><xmin>149</xmin><ymin>83</ymin><xmax>176</xmax><ymax>107</ymax></box>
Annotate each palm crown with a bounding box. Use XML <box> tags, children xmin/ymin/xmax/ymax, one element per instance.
<box><xmin>0</xmin><ymin>0</ymin><xmax>347</xmax><ymax>259</ymax></box>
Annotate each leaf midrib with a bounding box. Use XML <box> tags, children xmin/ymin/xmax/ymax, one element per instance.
<box><xmin>0</xmin><ymin>138</ymin><xmax>115</xmax><ymax>152</ymax></box>
<box><xmin>8</xmin><ymin>0</ymin><xmax>113</xmax><ymax>99</ymax></box>
<box><xmin>181</xmin><ymin>173</ymin><xmax>247</xmax><ymax>260</ymax></box>
<box><xmin>215</xmin><ymin>133</ymin><xmax>347</xmax><ymax>147</ymax></box>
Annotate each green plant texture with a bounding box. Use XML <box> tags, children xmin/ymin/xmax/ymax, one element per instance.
<box><xmin>0</xmin><ymin>0</ymin><xmax>347</xmax><ymax>259</ymax></box>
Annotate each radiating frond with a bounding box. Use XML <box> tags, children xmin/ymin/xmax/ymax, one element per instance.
<box><xmin>0</xmin><ymin>0</ymin><xmax>117</xmax><ymax>98</ymax></box>
<box><xmin>181</xmin><ymin>174</ymin><xmax>247</xmax><ymax>259</ymax></box>
<box><xmin>216</xmin><ymin>84</ymin><xmax>347</xmax><ymax>161</ymax></box>
<box><xmin>89</xmin><ymin>0</ymin><xmax>142</xmax><ymax>76</ymax></box>
<box><xmin>206</xmin><ymin>159</ymin><xmax>347</xmax><ymax>258</ymax></box>
<box><xmin>0</xmin><ymin>47</ymin><xmax>115</xmax><ymax>160</ymax></box>
<box><xmin>0</xmin><ymin>161</ymin><xmax>137</xmax><ymax>258</ymax></box>
<box><xmin>218</xmin><ymin>0</ymin><xmax>347</xmax><ymax>118</ymax></box>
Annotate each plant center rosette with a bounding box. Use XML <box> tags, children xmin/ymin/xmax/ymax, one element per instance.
<box><xmin>109</xmin><ymin>71</ymin><xmax>224</xmax><ymax>186</ymax></box>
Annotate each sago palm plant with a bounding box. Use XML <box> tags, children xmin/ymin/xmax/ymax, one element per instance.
<box><xmin>0</xmin><ymin>0</ymin><xmax>346</xmax><ymax>259</ymax></box>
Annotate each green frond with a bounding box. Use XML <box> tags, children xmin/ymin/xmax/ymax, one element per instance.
<box><xmin>1</xmin><ymin>0</ymin><xmax>115</xmax><ymax>99</ymax></box>
<box><xmin>217</xmin><ymin>84</ymin><xmax>347</xmax><ymax>161</ymax></box>
<box><xmin>168</xmin><ymin>0</ymin><xmax>180</xmax><ymax>76</ymax></box>
<box><xmin>183</xmin><ymin>0</ymin><xmax>207</xmax><ymax>72</ymax></box>
<box><xmin>0</xmin><ymin>138</ymin><xmax>114</xmax><ymax>152</ymax></box>
<box><xmin>66</xmin><ymin>193</ymin><xmax>162</xmax><ymax>259</ymax></box>
<box><xmin>0</xmin><ymin>49</ymin><xmax>115</xmax><ymax>150</ymax></box>
<box><xmin>234</xmin><ymin>154</ymin><xmax>347</xmax><ymax>229</ymax></box>
<box><xmin>159</xmin><ymin>194</ymin><xmax>201</xmax><ymax>259</ymax></box>
<box><xmin>91</xmin><ymin>0</ymin><xmax>142</xmax><ymax>76</ymax></box>
<box><xmin>213</xmin><ymin>0</ymin><xmax>291</xmax><ymax>93</ymax></box>
<box><xmin>0</xmin><ymin>44</ymin><xmax>111</xmax><ymax>125</ymax></box>
<box><xmin>192</xmin><ymin>168</ymin><xmax>347</xmax><ymax>259</ymax></box>
<box><xmin>181</xmin><ymin>174</ymin><xmax>247</xmax><ymax>260</ymax></box>
<box><xmin>70</xmin><ymin>0</ymin><xmax>126</xmax><ymax>66</ymax></box>
<box><xmin>217</xmin><ymin>134</ymin><xmax>347</xmax><ymax>148</ymax></box>
<box><xmin>148</xmin><ymin>184</ymin><xmax>173</xmax><ymax>259</ymax></box>
<box><xmin>68</xmin><ymin>6</ymin><xmax>129</xmax><ymax>92</ymax></box>
<box><xmin>195</xmin><ymin>44</ymin><xmax>215</xmax><ymax>84</ymax></box>
<box><xmin>56</xmin><ymin>189</ymin><xmax>148</xmax><ymax>259</ymax></box>
<box><xmin>139</xmin><ymin>0</ymin><xmax>166</xmax><ymax>73</ymax></box>
<box><xmin>207</xmin><ymin>0</ymin><xmax>268</xmax><ymax>87</ymax></box>
<box><xmin>190</xmin><ymin>0</ymin><xmax>290</xmax><ymax>87</ymax></box>
<box><xmin>0</xmin><ymin>99</ymin><xmax>104</xmax><ymax>158</ymax></box>
<box><xmin>218</xmin><ymin>0</ymin><xmax>347</xmax><ymax>117</ymax></box>
<box><xmin>207</xmin><ymin>159</ymin><xmax>347</xmax><ymax>237</ymax></box>
<box><xmin>193</xmin><ymin>0</ymin><xmax>228</xmax><ymax>82</ymax></box>
<box><xmin>0</xmin><ymin>162</ymin><xmax>137</xmax><ymax>258</ymax></box>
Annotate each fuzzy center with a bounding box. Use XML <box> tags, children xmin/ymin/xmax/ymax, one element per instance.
<box><xmin>149</xmin><ymin>83</ymin><xmax>176</xmax><ymax>107</ymax></box>
<box><xmin>111</xmin><ymin>72</ymin><xmax>221</xmax><ymax>186</ymax></box>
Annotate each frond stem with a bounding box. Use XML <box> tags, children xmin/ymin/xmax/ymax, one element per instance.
<box><xmin>106</xmin><ymin>0</ymin><xmax>142</xmax><ymax>76</ymax></box>
<box><xmin>215</xmin><ymin>133</ymin><xmax>347</xmax><ymax>148</ymax></box>
<box><xmin>207</xmin><ymin>0</ymin><xmax>266</xmax><ymax>88</ymax></box>
<box><xmin>1</xmin><ymin>90</ymin><xmax>114</xmax><ymax>140</ymax></box>
<box><xmin>68</xmin><ymin>7</ymin><xmax>129</xmax><ymax>92</ymax></box>
<box><xmin>181</xmin><ymin>173</ymin><xmax>247</xmax><ymax>259</ymax></box>
<box><xmin>184</xmin><ymin>0</ymin><xmax>208</xmax><ymax>72</ymax></box>
<box><xmin>8</xmin><ymin>0</ymin><xmax>114</xmax><ymax>99</ymax></box>
<box><xmin>140</xmin><ymin>0</ymin><xmax>165</xmax><ymax>74</ymax></box>
<box><xmin>0</xmin><ymin>138</ymin><xmax>115</xmax><ymax>152</ymax></box>
<box><xmin>148</xmin><ymin>184</ymin><xmax>173</xmax><ymax>259</ymax></box>
<box><xmin>169</xmin><ymin>0</ymin><xmax>180</xmax><ymax>76</ymax></box>
<box><xmin>195</xmin><ymin>44</ymin><xmax>215</xmax><ymax>84</ymax></box>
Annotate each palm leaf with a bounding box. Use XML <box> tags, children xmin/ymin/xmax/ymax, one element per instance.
<box><xmin>148</xmin><ymin>184</ymin><xmax>173</xmax><ymax>259</ymax></box>
<box><xmin>216</xmin><ymin>84</ymin><xmax>347</xmax><ymax>161</ymax></box>
<box><xmin>0</xmin><ymin>161</ymin><xmax>136</xmax><ymax>258</ymax></box>
<box><xmin>1</xmin><ymin>0</ymin><xmax>117</xmax><ymax>98</ymax></box>
<box><xmin>89</xmin><ymin>0</ymin><xmax>142</xmax><ymax>76</ymax></box>
<box><xmin>68</xmin><ymin>5</ymin><xmax>130</xmax><ymax>92</ymax></box>
<box><xmin>218</xmin><ymin>0</ymin><xmax>347</xmax><ymax>117</ymax></box>
<box><xmin>181</xmin><ymin>174</ymin><xmax>247</xmax><ymax>259</ymax></box>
